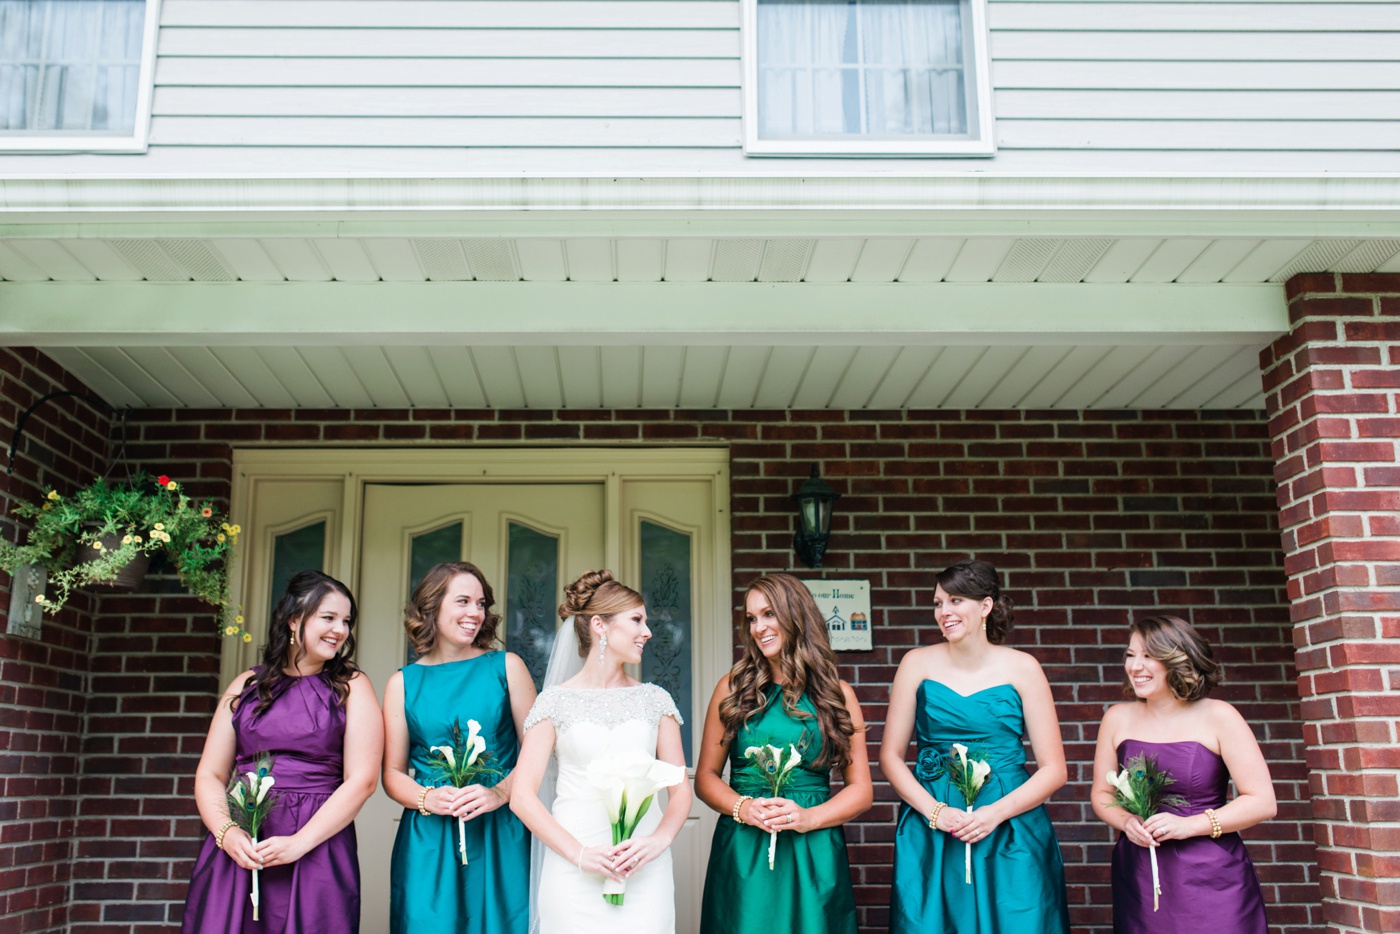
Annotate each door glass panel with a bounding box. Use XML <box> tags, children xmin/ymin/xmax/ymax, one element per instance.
<box><xmin>505</xmin><ymin>522</ymin><xmax>559</xmax><ymax>690</ymax></box>
<box><xmin>268</xmin><ymin>520</ymin><xmax>326</xmax><ymax>623</ymax></box>
<box><xmin>639</xmin><ymin>520</ymin><xmax>694</xmax><ymax>763</ymax></box>
<box><xmin>406</xmin><ymin>521</ymin><xmax>463</xmax><ymax>662</ymax></box>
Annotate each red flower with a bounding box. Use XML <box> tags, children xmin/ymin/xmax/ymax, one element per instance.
<box><xmin>157</xmin><ymin>475</ymin><xmax>171</xmax><ymax>486</ymax></box>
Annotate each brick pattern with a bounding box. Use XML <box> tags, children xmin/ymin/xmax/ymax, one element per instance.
<box><xmin>0</xmin><ymin>348</ymin><xmax>113</xmax><ymax>933</ymax></box>
<box><xmin>69</xmin><ymin>404</ymin><xmax>1317</xmax><ymax>934</ymax></box>
<box><xmin>1260</xmin><ymin>273</ymin><xmax>1400</xmax><ymax>934</ymax></box>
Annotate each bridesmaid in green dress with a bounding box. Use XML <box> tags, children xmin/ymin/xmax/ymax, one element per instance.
<box><xmin>696</xmin><ymin>573</ymin><xmax>872</xmax><ymax>934</ymax></box>
<box><xmin>381</xmin><ymin>562</ymin><xmax>537</xmax><ymax>934</ymax></box>
<box><xmin>881</xmin><ymin>559</ymin><xmax>1070</xmax><ymax>933</ymax></box>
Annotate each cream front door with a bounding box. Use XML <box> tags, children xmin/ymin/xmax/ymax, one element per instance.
<box><xmin>352</xmin><ymin>475</ymin><xmax>724</xmax><ymax>934</ymax></box>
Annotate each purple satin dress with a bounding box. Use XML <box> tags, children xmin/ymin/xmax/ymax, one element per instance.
<box><xmin>182</xmin><ymin>672</ymin><xmax>360</xmax><ymax>933</ymax></box>
<box><xmin>1111</xmin><ymin>739</ymin><xmax>1267</xmax><ymax>934</ymax></box>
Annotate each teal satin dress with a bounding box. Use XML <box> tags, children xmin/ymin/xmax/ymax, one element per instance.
<box><xmin>389</xmin><ymin>652</ymin><xmax>529</xmax><ymax>934</ymax></box>
<box><xmin>699</xmin><ymin>689</ymin><xmax>857</xmax><ymax>934</ymax></box>
<box><xmin>890</xmin><ymin>680</ymin><xmax>1069</xmax><ymax>934</ymax></box>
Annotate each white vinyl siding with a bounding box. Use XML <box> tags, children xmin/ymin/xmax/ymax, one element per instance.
<box><xmin>0</xmin><ymin>0</ymin><xmax>1394</xmax><ymax>172</ymax></box>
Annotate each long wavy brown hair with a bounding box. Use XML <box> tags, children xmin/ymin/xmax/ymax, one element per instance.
<box><xmin>246</xmin><ymin>570</ymin><xmax>359</xmax><ymax>714</ymax></box>
<box><xmin>719</xmin><ymin>573</ymin><xmax>855</xmax><ymax>771</ymax></box>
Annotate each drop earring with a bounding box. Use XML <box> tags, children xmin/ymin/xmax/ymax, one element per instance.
<box><xmin>598</xmin><ymin>633</ymin><xmax>608</xmax><ymax>667</ymax></box>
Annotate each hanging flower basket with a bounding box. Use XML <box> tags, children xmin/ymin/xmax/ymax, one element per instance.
<box><xmin>0</xmin><ymin>473</ymin><xmax>246</xmax><ymax>638</ymax></box>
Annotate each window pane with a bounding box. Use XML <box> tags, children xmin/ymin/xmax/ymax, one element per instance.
<box><xmin>756</xmin><ymin>0</ymin><xmax>970</xmax><ymax>140</ymax></box>
<box><xmin>0</xmin><ymin>0</ymin><xmax>146</xmax><ymax>133</ymax></box>
<box><xmin>639</xmin><ymin>521</ymin><xmax>693</xmax><ymax>764</ymax></box>
<box><xmin>268</xmin><ymin>520</ymin><xmax>327</xmax><ymax>624</ymax></box>
<box><xmin>505</xmin><ymin>523</ymin><xmax>559</xmax><ymax>691</ymax></box>
<box><xmin>406</xmin><ymin>522</ymin><xmax>463</xmax><ymax>663</ymax></box>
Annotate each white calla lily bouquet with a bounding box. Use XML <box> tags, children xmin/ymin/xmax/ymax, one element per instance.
<box><xmin>948</xmin><ymin>743</ymin><xmax>993</xmax><ymax>884</ymax></box>
<box><xmin>742</xmin><ymin>743</ymin><xmax>803</xmax><ymax>870</ymax></box>
<box><xmin>1105</xmin><ymin>753</ymin><xmax>1187</xmax><ymax>912</ymax></box>
<box><xmin>427</xmin><ymin>718</ymin><xmax>501</xmax><ymax>866</ymax></box>
<box><xmin>585</xmin><ymin>747</ymin><xmax>686</xmax><ymax>905</ymax></box>
<box><xmin>226</xmin><ymin>753</ymin><xmax>278</xmax><ymax>921</ymax></box>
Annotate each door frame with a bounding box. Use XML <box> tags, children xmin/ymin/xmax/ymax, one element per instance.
<box><xmin>220</xmin><ymin>445</ymin><xmax>733</xmax><ymax>706</ymax></box>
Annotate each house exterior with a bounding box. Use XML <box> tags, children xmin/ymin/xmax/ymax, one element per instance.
<box><xmin>2</xmin><ymin>1</ymin><xmax>1398</xmax><ymax>932</ymax></box>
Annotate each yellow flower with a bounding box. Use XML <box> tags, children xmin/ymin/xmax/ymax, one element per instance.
<box><xmin>224</xmin><ymin>625</ymin><xmax>237</xmax><ymax>635</ymax></box>
<box><xmin>34</xmin><ymin>594</ymin><xmax>45</xmax><ymax>604</ymax></box>
<box><xmin>166</xmin><ymin>481</ymin><xmax>177</xmax><ymax>491</ymax></box>
<box><xmin>229</xmin><ymin>524</ymin><xmax>241</xmax><ymax>536</ymax></box>
<box><xmin>46</xmin><ymin>490</ymin><xmax>58</xmax><ymax>501</ymax></box>
<box><xmin>92</xmin><ymin>541</ymin><xmax>104</xmax><ymax>551</ymax></box>
<box><xmin>242</xmin><ymin>633</ymin><xmax>252</xmax><ymax>643</ymax></box>
<box><xmin>121</xmin><ymin>535</ymin><xmax>133</xmax><ymax>545</ymax></box>
<box><xmin>153</xmin><ymin>523</ymin><xmax>165</xmax><ymax>531</ymax></box>
<box><xmin>220</xmin><ymin>523</ymin><xmax>230</xmax><ymax>531</ymax></box>
<box><xmin>235</xmin><ymin>615</ymin><xmax>244</xmax><ymax>624</ymax></box>
<box><xmin>133</xmin><ymin>535</ymin><xmax>142</xmax><ymax>544</ymax></box>
<box><xmin>41</xmin><ymin>502</ymin><xmax>51</xmax><ymax>511</ymax></box>
<box><xmin>217</xmin><ymin>533</ymin><xmax>226</xmax><ymax>543</ymax></box>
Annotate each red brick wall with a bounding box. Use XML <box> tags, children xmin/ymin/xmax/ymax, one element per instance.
<box><xmin>0</xmin><ymin>349</ymin><xmax>113</xmax><ymax>933</ymax></box>
<box><xmin>1261</xmin><ymin>273</ymin><xmax>1400</xmax><ymax>934</ymax></box>
<box><xmin>77</xmin><ymin>405</ymin><xmax>1318</xmax><ymax>934</ymax></box>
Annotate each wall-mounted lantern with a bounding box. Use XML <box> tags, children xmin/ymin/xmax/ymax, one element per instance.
<box><xmin>791</xmin><ymin>464</ymin><xmax>840</xmax><ymax>568</ymax></box>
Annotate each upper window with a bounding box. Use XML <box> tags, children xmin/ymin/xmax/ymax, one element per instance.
<box><xmin>743</xmin><ymin>0</ymin><xmax>994</xmax><ymax>157</ymax></box>
<box><xmin>0</xmin><ymin>0</ymin><xmax>159</xmax><ymax>152</ymax></box>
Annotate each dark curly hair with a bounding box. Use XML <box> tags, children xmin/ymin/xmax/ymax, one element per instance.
<box><xmin>404</xmin><ymin>561</ymin><xmax>502</xmax><ymax>656</ymax></box>
<box><xmin>1124</xmin><ymin>615</ymin><xmax>1221</xmax><ymax>702</ymax></box>
<box><xmin>557</xmin><ymin>569</ymin><xmax>643</xmax><ymax>658</ymax></box>
<box><xmin>247</xmin><ymin>570</ymin><xmax>359</xmax><ymax>713</ymax></box>
<box><xmin>935</xmin><ymin>559</ymin><xmax>1016</xmax><ymax>645</ymax></box>
<box><xmin>719</xmin><ymin>573</ymin><xmax>855</xmax><ymax>772</ymax></box>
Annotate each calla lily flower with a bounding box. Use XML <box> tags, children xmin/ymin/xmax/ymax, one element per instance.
<box><xmin>969</xmin><ymin>760</ymin><xmax>991</xmax><ymax>794</ymax></box>
<box><xmin>255</xmin><ymin>775</ymin><xmax>275</xmax><ymax>804</ymax></box>
<box><xmin>586</xmin><ymin>746</ymin><xmax>686</xmax><ymax>904</ymax></box>
<box><xmin>464</xmin><ymin>720</ymin><xmax>486</xmax><ymax>767</ymax></box>
<box><xmin>1106</xmin><ymin>768</ymin><xmax>1137</xmax><ymax>804</ymax></box>
<box><xmin>430</xmin><ymin>745</ymin><xmax>456</xmax><ymax>770</ymax></box>
<box><xmin>952</xmin><ymin>743</ymin><xmax>969</xmax><ymax>768</ymax></box>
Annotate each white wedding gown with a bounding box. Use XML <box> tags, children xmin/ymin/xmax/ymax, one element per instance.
<box><xmin>526</xmin><ymin>683</ymin><xmax>683</xmax><ymax>934</ymax></box>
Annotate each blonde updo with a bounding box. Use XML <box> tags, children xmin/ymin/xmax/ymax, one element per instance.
<box><xmin>557</xmin><ymin>569</ymin><xmax>644</xmax><ymax>658</ymax></box>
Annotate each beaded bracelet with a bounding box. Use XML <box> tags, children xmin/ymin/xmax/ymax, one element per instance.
<box><xmin>928</xmin><ymin>801</ymin><xmax>946</xmax><ymax>831</ymax></box>
<box><xmin>732</xmin><ymin>795</ymin><xmax>752</xmax><ymax>824</ymax></box>
<box><xmin>577</xmin><ymin>844</ymin><xmax>586</xmax><ymax>871</ymax></box>
<box><xmin>214</xmin><ymin>819</ymin><xmax>236</xmax><ymax>850</ymax></box>
<box><xmin>1204</xmin><ymin>808</ymin><xmax>1222</xmax><ymax>839</ymax></box>
<box><xmin>416</xmin><ymin>786</ymin><xmax>432</xmax><ymax>817</ymax></box>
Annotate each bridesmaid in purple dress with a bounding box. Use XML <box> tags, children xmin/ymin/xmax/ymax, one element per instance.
<box><xmin>183</xmin><ymin>571</ymin><xmax>383</xmax><ymax>933</ymax></box>
<box><xmin>1091</xmin><ymin>615</ymin><xmax>1276</xmax><ymax>934</ymax></box>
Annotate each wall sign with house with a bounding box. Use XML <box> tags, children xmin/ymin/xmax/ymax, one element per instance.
<box><xmin>802</xmin><ymin>579</ymin><xmax>872</xmax><ymax>652</ymax></box>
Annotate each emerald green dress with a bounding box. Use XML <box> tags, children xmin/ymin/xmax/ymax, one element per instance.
<box><xmin>890</xmin><ymin>680</ymin><xmax>1069</xmax><ymax>934</ymax></box>
<box><xmin>698</xmin><ymin>689</ymin><xmax>857</xmax><ymax>934</ymax></box>
<box><xmin>389</xmin><ymin>652</ymin><xmax>529</xmax><ymax>934</ymax></box>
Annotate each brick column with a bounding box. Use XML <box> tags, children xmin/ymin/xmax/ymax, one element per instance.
<box><xmin>1261</xmin><ymin>273</ymin><xmax>1400</xmax><ymax>934</ymax></box>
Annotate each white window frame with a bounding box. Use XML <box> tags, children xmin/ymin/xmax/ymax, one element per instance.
<box><xmin>0</xmin><ymin>0</ymin><xmax>161</xmax><ymax>153</ymax></box>
<box><xmin>741</xmin><ymin>0</ymin><xmax>995</xmax><ymax>157</ymax></box>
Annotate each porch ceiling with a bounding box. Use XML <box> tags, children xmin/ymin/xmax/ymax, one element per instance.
<box><xmin>1</xmin><ymin>231</ymin><xmax>1350</xmax><ymax>410</ymax></box>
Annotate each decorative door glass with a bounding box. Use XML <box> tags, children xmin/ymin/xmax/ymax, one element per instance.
<box><xmin>505</xmin><ymin>522</ymin><xmax>560</xmax><ymax>690</ymax></box>
<box><xmin>405</xmin><ymin>521</ymin><xmax>463</xmax><ymax>662</ymax></box>
<box><xmin>268</xmin><ymin>520</ymin><xmax>326</xmax><ymax>622</ymax></box>
<box><xmin>639</xmin><ymin>520</ymin><xmax>694</xmax><ymax>763</ymax></box>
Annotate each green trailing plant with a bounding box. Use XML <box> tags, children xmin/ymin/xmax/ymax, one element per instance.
<box><xmin>0</xmin><ymin>472</ymin><xmax>246</xmax><ymax>638</ymax></box>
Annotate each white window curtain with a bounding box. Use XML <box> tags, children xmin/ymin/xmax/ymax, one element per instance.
<box><xmin>0</xmin><ymin>0</ymin><xmax>145</xmax><ymax>133</ymax></box>
<box><xmin>757</xmin><ymin>0</ymin><xmax>968</xmax><ymax>139</ymax></box>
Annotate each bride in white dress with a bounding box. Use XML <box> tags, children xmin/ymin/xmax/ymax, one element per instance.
<box><xmin>511</xmin><ymin>570</ymin><xmax>691</xmax><ymax>934</ymax></box>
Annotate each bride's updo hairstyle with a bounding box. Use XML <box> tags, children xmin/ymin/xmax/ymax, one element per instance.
<box><xmin>557</xmin><ymin>569</ymin><xmax>644</xmax><ymax>659</ymax></box>
<box><xmin>935</xmin><ymin>559</ymin><xmax>1016</xmax><ymax>645</ymax></box>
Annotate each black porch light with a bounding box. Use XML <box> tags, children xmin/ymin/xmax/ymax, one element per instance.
<box><xmin>791</xmin><ymin>464</ymin><xmax>840</xmax><ymax>569</ymax></box>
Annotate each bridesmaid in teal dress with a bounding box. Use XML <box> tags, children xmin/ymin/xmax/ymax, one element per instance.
<box><xmin>696</xmin><ymin>573</ymin><xmax>872</xmax><ymax>934</ymax></box>
<box><xmin>881</xmin><ymin>559</ymin><xmax>1070</xmax><ymax>934</ymax></box>
<box><xmin>381</xmin><ymin>562</ymin><xmax>537</xmax><ymax>934</ymax></box>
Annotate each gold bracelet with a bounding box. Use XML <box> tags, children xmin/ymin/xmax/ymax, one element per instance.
<box><xmin>1204</xmin><ymin>808</ymin><xmax>1222</xmax><ymax>839</ymax></box>
<box><xmin>732</xmin><ymin>795</ymin><xmax>752</xmax><ymax>824</ymax></box>
<box><xmin>928</xmin><ymin>801</ymin><xmax>946</xmax><ymax>830</ymax></box>
<box><xmin>214</xmin><ymin>819</ymin><xmax>236</xmax><ymax>850</ymax></box>
<box><xmin>417</xmin><ymin>786</ymin><xmax>432</xmax><ymax>816</ymax></box>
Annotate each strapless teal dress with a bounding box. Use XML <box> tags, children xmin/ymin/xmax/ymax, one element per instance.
<box><xmin>699</xmin><ymin>690</ymin><xmax>857</xmax><ymax>934</ymax></box>
<box><xmin>890</xmin><ymin>680</ymin><xmax>1069</xmax><ymax>934</ymax></box>
<box><xmin>389</xmin><ymin>652</ymin><xmax>529</xmax><ymax>934</ymax></box>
